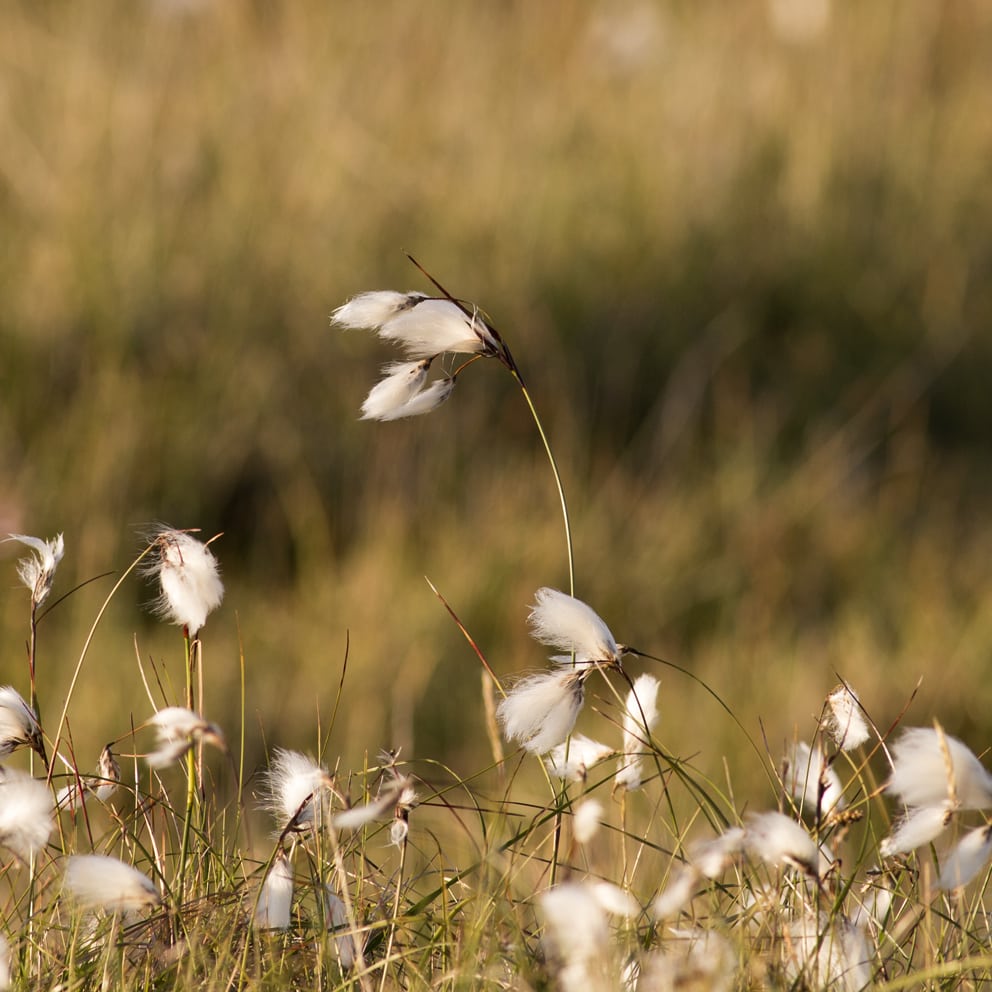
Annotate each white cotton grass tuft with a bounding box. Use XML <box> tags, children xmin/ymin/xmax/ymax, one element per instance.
<box><xmin>880</xmin><ymin>803</ymin><xmax>954</xmax><ymax>858</ymax></box>
<box><xmin>264</xmin><ymin>749</ymin><xmax>333</xmax><ymax>832</ymax></box>
<box><xmin>373</xmin><ymin>298</ymin><xmax>498</xmax><ymax>358</ymax></box>
<box><xmin>691</xmin><ymin>827</ymin><xmax>747</xmax><ymax>879</ymax></box>
<box><xmin>144</xmin><ymin>528</ymin><xmax>224</xmax><ymax>636</ymax></box>
<box><xmin>254</xmin><ymin>850</ymin><xmax>293</xmax><ymax>930</ymax></box>
<box><xmin>887</xmin><ymin>726</ymin><xmax>992</xmax><ymax>810</ymax></box>
<box><xmin>653</xmin><ymin>867</ymin><xmax>700</xmax><ymax>920</ymax></box>
<box><xmin>324</xmin><ymin>888</ymin><xmax>358</xmax><ymax>971</ymax></box>
<box><xmin>359</xmin><ymin>362</ymin><xmax>456</xmax><ymax>421</ymax></box>
<box><xmin>332</xmin><ymin>773</ymin><xmax>415</xmax><ymax>833</ymax></box>
<box><xmin>64</xmin><ymin>855</ymin><xmax>160</xmax><ymax>913</ymax></box>
<box><xmin>572</xmin><ymin>798</ymin><xmax>605</xmax><ymax>845</ymax></box>
<box><xmin>615</xmin><ymin>673</ymin><xmax>660</xmax><ymax>791</ymax></box>
<box><xmin>637</xmin><ymin>928</ymin><xmax>736</xmax><ymax>992</ymax></box>
<box><xmin>360</xmin><ymin>360</ymin><xmax>429</xmax><ymax>420</ymax></box>
<box><xmin>0</xmin><ymin>769</ymin><xmax>54</xmax><ymax>862</ymax></box>
<box><xmin>545</xmin><ymin>734</ymin><xmax>614</xmax><ymax>782</ymax></box>
<box><xmin>57</xmin><ymin>743</ymin><xmax>120</xmax><ymax>812</ymax></box>
<box><xmin>496</xmin><ymin>669</ymin><xmax>586</xmax><ymax>754</ymax></box>
<box><xmin>145</xmin><ymin>707</ymin><xmax>225</xmax><ymax>769</ymax></box>
<box><xmin>0</xmin><ymin>686</ymin><xmax>45</xmax><ymax>760</ymax></box>
<box><xmin>5</xmin><ymin>532</ymin><xmax>65</xmax><ymax>608</ymax></box>
<box><xmin>744</xmin><ymin>811</ymin><xmax>822</xmax><ymax>876</ymax></box>
<box><xmin>0</xmin><ymin>932</ymin><xmax>9</xmax><ymax>992</ymax></box>
<box><xmin>332</xmin><ymin>291</ymin><xmax>498</xmax><ymax>359</ymax></box>
<box><xmin>783</xmin><ymin>741</ymin><xmax>845</xmax><ymax>817</ymax></box>
<box><xmin>824</xmin><ymin>684</ymin><xmax>870</xmax><ymax>751</ymax></box>
<box><xmin>331</xmin><ymin>290</ymin><xmax>428</xmax><ymax>330</ymax></box>
<box><xmin>782</xmin><ymin>913</ymin><xmax>872</xmax><ymax>992</ymax></box>
<box><xmin>538</xmin><ymin>883</ymin><xmax>613</xmax><ymax>992</ymax></box>
<box><xmin>528</xmin><ymin>587</ymin><xmax>622</xmax><ymax>667</ymax></box>
<box><xmin>937</xmin><ymin>824</ymin><xmax>992</xmax><ymax>890</ymax></box>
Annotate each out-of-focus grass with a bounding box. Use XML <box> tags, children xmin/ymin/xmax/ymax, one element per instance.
<box><xmin>2</xmin><ymin>0</ymin><xmax>992</xmax><ymax>801</ymax></box>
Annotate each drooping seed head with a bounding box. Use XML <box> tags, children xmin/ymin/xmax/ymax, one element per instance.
<box><xmin>146</xmin><ymin>706</ymin><xmax>225</xmax><ymax>768</ymax></box>
<box><xmin>0</xmin><ymin>769</ymin><xmax>54</xmax><ymax>862</ymax></box>
<box><xmin>887</xmin><ymin>726</ymin><xmax>992</xmax><ymax>810</ymax></box>
<box><xmin>497</xmin><ymin>669</ymin><xmax>586</xmax><ymax>755</ymax></box>
<box><xmin>528</xmin><ymin>588</ymin><xmax>621</xmax><ymax>668</ymax></box>
<box><xmin>0</xmin><ymin>686</ymin><xmax>45</xmax><ymax>761</ymax></box>
<box><xmin>254</xmin><ymin>849</ymin><xmax>294</xmax><ymax>930</ymax></box>
<box><xmin>64</xmin><ymin>855</ymin><xmax>161</xmax><ymax>913</ymax></box>
<box><xmin>5</xmin><ymin>532</ymin><xmax>64</xmax><ymax>608</ymax></box>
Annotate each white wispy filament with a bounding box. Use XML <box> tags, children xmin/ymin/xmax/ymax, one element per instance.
<box><xmin>5</xmin><ymin>532</ymin><xmax>64</xmax><ymax>608</ymax></box>
<box><xmin>497</xmin><ymin>669</ymin><xmax>586</xmax><ymax>754</ymax></box>
<box><xmin>528</xmin><ymin>587</ymin><xmax>622</xmax><ymax>667</ymax></box>
<box><xmin>64</xmin><ymin>855</ymin><xmax>161</xmax><ymax>913</ymax></box>
<box><xmin>145</xmin><ymin>528</ymin><xmax>224</xmax><ymax>636</ymax></box>
<box><xmin>938</xmin><ymin>824</ymin><xmax>992</xmax><ymax>890</ymax></box>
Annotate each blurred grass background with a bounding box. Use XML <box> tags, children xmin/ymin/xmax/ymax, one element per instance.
<box><xmin>2</xmin><ymin>0</ymin><xmax>992</xmax><ymax>803</ymax></box>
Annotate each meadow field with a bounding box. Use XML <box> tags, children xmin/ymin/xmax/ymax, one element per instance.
<box><xmin>3</xmin><ymin>1</ymin><xmax>992</xmax><ymax>988</ymax></box>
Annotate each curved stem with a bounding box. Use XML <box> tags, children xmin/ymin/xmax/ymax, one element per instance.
<box><xmin>510</xmin><ymin>369</ymin><xmax>575</xmax><ymax>597</ymax></box>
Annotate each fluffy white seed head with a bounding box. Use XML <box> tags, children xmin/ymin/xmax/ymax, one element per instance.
<box><xmin>783</xmin><ymin>742</ymin><xmax>845</xmax><ymax>817</ymax></box>
<box><xmin>376</xmin><ymin>298</ymin><xmax>498</xmax><ymax>359</ymax></box>
<box><xmin>653</xmin><ymin>867</ymin><xmax>701</xmax><ymax>919</ymax></box>
<box><xmin>496</xmin><ymin>669</ymin><xmax>586</xmax><ymax>754</ymax></box>
<box><xmin>0</xmin><ymin>686</ymin><xmax>45</xmax><ymax>759</ymax></box>
<box><xmin>887</xmin><ymin>727</ymin><xmax>992</xmax><ymax>810</ymax></box>
<box><xmin>6</xmin><ymin>533</ymin><xmax>64</xmax><ymax>608</ymax></box>
<box><xmin>331</xmin><ymin>290</ymin><xmax>428</xmax><ymax>330</ymax></box>
<box><xmin>528</xmin><ymin>588</ymin><xmax>621</xmax><ymax>667</ymax></box>
<box><xmin>64</xmin><ymin>855</ymin><xmax>160</xmax><ymax>913</ymax></box>
<box><xmin>572</xmin><ymin>798</ymin><xmax>605</xmax><ymax>845</ymax></box>
<box><xmin>57</xmin><ymin>743</ymin><xmax>120</xmax><ymax>812</ymax></box>
<box><xmin>937</xmin><ymin>824</ymin><xmax>992</xmax><ymax>890</ymax></box>
<box><xmin>145</xmin><ymin>529</ymin><xmax>224</xmax><ymax>635</ymax></box>
<box><xmin>880</xmin><ymin>803</ymin><xmax>954</xmax><ymax>857</ymax></box>
<box><xmin>824</xmin><ymin>684</ymin><xmax>870</xmax><ymax>751</ymax></box>
<box><xmin>782</xmin><ymin>913</ymin><xmax>871</xmax><ymax>992</ymax></box>
<box><xmin>638</xmin><ymin>928</ymin><xmax>736</xmax><ymax>992</ymax></box>
<box><xmin>691</xmin><ymin>826</ymin><xmax>746</xmax><ymax>879</ymax></box>
<box><xmin>387</xmin><ymin>376</ymin><xmax>455</xmax><ymax>418</ymax></box>
<box><xmin>539</xmin><ymin>883</ymin><xmax>610</xmax><ymax>986</ymax></box>
<box><xmin>333</xmin><ymin>774</ymin><xmax>414</xmax><ymax>831</ymax></box>
<box><xmin>744</xmin><ymin>811</ymin><xmax>821</xmax><ymax>876</ymax></box>
<box><xmin>264</xmin><ymin>749</ymin><xmax>332</xmax><ymax>831</ymax></box>
<box><xmin>0</xmin><ymin>932</ymin><xmax>9</xmax><ymax>992</ymax></box>
<box><xmin>615</xmin><ymin>674</ymin><xmax>661</xmax><ymax>791</ymax></box>
<box><xmin>146</xmin><ymin>707</ymin><xmax>225</xmax><ymax>768</ymax></box>
<box><xmin>0</xmin><ymin>769</ymin><xmax>54</xmax><ymax>862</ymax></box>
<box><xmin>254</xmin><ymin>850</ymin><xmax>293</xmax><ymax>930</ymax></box>
<box><xmin>360</xmin><ymin>361</ymin><xmax>430</xmax><ymax>420</ymax></box>
<box><xmin>324</xmin><ymin>889</ymin><xmax>357</xmax><ymax>971</ymax></box>
<box><xmin>544</xmin><ymin>734</ymin><xmax>614</xmax><ymax>782</ymax></box>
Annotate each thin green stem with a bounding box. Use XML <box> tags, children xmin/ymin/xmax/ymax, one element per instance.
<box><xmin>510</xmin><ymin>370</ymin><xmax>575</xmax><ymax>597</ymax></box>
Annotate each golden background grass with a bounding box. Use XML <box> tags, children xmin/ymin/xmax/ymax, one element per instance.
<box><xmin>2</xmin><ymin>0</ymin><xmax>992</xmax><ymax>802</ymax></box>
